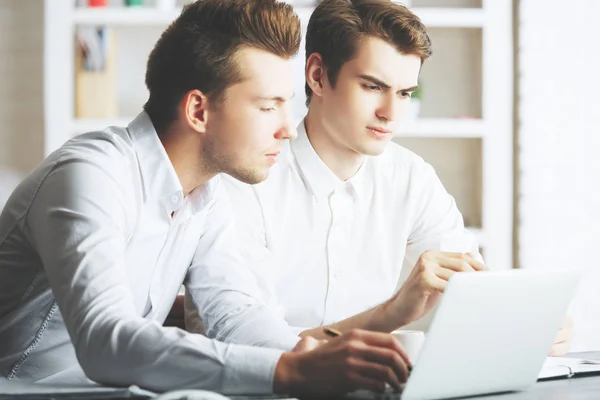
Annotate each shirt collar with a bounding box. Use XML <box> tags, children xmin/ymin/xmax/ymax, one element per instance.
<box><xmin>291</xmin><ymin>120</ymin><xmax>341</xmax><ymax>202</ymax></box>
<box><xmin>127</xmin><ymin>112</ymin><xmax>186</xmax><ymax>212</ymax></box>
<box><xmin>187</xmin><ymin>175</ymin><xmax>219</xmax><ymax>215</ymax></box>
<box><xmin>291</xmin><ymin>119</ymin><xmax>366</xmax><ymax>201</ymax></box>
<box><xmin>347</xmin><ymin>160</ymin><xmax>367</xmax><ymax>200</ymax></box>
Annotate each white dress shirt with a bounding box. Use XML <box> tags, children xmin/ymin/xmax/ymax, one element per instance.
<box><xmin>217</xmin><ymin>120</ymin><xmax>482</xmax><ymax>333</ymax></box>
<box><xmin>0</xmin><ymin>112</ymin><xmax>300</xmax><ymax>394</ymax></box>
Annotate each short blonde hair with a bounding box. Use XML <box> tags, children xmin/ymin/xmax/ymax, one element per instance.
<box><xmin>145</xmin><ymin>0</ymin><xmax>302</xmax><ymax>131</ymax></box>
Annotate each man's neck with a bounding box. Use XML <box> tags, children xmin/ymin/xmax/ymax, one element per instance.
<box><xmin>159</xmin><ymin>127</ymin><xmax>215</xmax><ymax>197</ymax></box>
<box><xmin>304</xmin><ymin>108</ymin><xmax>365</xmax><ymax>182</ymax></box>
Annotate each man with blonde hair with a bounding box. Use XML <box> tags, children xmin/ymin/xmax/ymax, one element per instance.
<box><xmin>0</xmin><ymin>0</ymin><xmax>412</xmax><ymax>396</ymax></box>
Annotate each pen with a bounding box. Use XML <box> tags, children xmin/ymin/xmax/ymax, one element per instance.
<box><xmin>324</xmin><ymin>327</ymin><xmax>342</xmax><ymax>337</ymax></box>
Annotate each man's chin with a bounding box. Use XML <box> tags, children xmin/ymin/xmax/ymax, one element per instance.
<box><xmin>360</xmin><ymin>141</ymin><xmax>390</xmax><ymax>157</ymax></box>
<box><xmin>227</xmin><ymin>167</ymin><xmax>269</xmax><ymax>185</ymax></box>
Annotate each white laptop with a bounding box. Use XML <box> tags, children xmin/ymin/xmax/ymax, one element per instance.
<box><xmin>350</xmin><ymin>268</ymin><xmax>581</xmax><ymax>400</ymax></box>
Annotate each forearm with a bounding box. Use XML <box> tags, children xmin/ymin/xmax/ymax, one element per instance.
<box><xmin>77</xmin><ymin>315</ymin><xmax>284</xmax><ymax>394</ymax></box>
<box><xmin>299</xmin><ymin>299</ymin><xmax>405</xmax><ymax>339</ymax></box>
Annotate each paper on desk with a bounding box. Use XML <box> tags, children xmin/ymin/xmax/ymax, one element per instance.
<box><xmin>538</xmin><ymin>356</ymin><xmax>600</xmax><ymax>380</ymax></box>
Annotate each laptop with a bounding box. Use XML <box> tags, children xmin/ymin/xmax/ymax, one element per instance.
<box><xmin>350</xmin><ymin>268</ymin><xmax>581</xmax><ymax>400</ymax></box>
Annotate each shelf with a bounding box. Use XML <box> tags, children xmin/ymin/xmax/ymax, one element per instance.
<box><xmin>72</xmin><ymin>7</ymin><xmax>180</xmax><ymax>26</ymax></box>
<box><xmin>71</xmin><ymin>6</ymin><xmax>484</xmax><ymax>28</ymax></box>
<box><xmin>394</xmin><ymin>118</ymin><xmax>484</xmax><ymax>138</ymax></box>
<box><xmin>71</xmin><ymin>117</ymin><xmax>485</xmax><ymax>138</ymax></box>
<box><xmin>411</xmin><ymin>7</ymin><xmax>484</xmax><ymax>28</ymax></box>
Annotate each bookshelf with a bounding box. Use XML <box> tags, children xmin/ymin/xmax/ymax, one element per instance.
<box><xmin>69</xmin><ymin>6</ymin><xmax>485</xmax><ymax>27</ymax></box>
<box><xmin>44</xmin><ymin>0</ymin><xmax>512</xmax><ymax>269</ymax></box>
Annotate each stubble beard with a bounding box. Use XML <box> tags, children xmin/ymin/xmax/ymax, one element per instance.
<box><xmin>203</xmin><ymin>139</ymin><xmax>266</xmax><ymax>185</ymax></box>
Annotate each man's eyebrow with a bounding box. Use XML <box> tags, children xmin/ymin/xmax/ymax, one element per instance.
<box><xmin>255</xmin><ymin>93</ymin><xmax>295</xmax><ymax>102</ymax></box>
<box><xmin>358</xmin><ymin>74</ymin><xmax>391</xmax><ymax>89</ymax></box>
<box><xmin>358</xmin><ymin>74</ymin><xmax>419</xmax><ymax>92</ymax></box>
<box><xmin>401</xmin><ymin>85</ymin><xmax>420</xmax><ymax>92</ymax></box>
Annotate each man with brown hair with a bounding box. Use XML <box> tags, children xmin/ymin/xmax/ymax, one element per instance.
<box><xmin>0</xmin><ymin>0</ymin><xmax>412</xmax><ymax>396</ymax></box>
<box><xmin>188</xmin><ymin>0</ymin><xmax>573</xmax><ymax>352</ymax></box>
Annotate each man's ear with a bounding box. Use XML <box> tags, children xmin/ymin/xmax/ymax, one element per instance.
<box><xmin>182</xmin><ymin>89</ymin><xmax>209</xmax><ymax>134</ymax></box>
<box><xmin>306</xmin><ymin>52</ymin><xmax>327</xmax><ymax>100</ymax></box>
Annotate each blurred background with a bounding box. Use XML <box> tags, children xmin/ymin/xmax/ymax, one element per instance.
<box><xmin>0</xmin><ymin>0</ymin><xmax>598</xmax><ymax>350</ymax></box>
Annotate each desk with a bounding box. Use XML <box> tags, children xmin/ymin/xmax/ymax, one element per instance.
<box><xmin>3</xmin><ymin>353</ymin><xmax>600</xmax><ymax>400</ymax></box>
<box><xmin>453</xmin><ymin>351</ymin><xmax>600</xmax><ymax>400</ymax></box>
<box><xmin>230</xmin><ymin>352</ymin><xmax>600</xmax><ymax>400</ymax></box>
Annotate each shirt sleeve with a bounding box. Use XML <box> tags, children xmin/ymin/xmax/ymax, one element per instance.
<box><xmin>403</xmin><ymin>159</ymin><xmax>484</xmax><ymax>270</ymax></box>
<box><xmin>185</xmin><ymin>177</ymin><xmax>300</xmax><ymax>352</ymax></box>
<box><xmin>25</xmin><ymin>154</ymin><xmax>284</xmax><ymax>395</ymax></box>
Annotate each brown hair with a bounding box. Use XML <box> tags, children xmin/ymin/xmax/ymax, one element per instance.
<box><xmin>305</xmin><ymin>0</ymin><xmax>431</xmax><ymax>104</ymax></box>
<box><xmin>144</xmin><ymin>0</ymin><xmax>301</xmax><ymax>132</ymax></box>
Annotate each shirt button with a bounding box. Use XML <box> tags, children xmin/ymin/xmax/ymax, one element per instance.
<box><xmin>171</xmin><ymin>195</ymin><xmax>179</xmax><ymax>203</ymax></box>
<box><xmin>333</xmin><ymin>271</ymin><xmax>342</xmax><ymax>279</ymax></box>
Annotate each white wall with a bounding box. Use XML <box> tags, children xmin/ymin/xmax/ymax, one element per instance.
<box><xmin>0</xmin><ymin>0</ymin><xmax>44</xmax><ymax>186</ymax></box>
<box><xmin>518</xmin><ymin>0</ymin><xmax>600</xmax><ymax>351</ymax></box>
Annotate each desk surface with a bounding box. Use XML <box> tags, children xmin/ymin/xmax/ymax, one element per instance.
<box><xmin>229</xmin><ymin>352</ymin><xmax>600</xmax><ymax>400</ymax></box>
<box><xmin>3</xmin><ymin>353</ymin><xmax>600</xmax><ymax>400</ymax></box>
<box><xmin>451</xmin><ymin>351</ymin><xmax>600</xmax><ymax>400</ymax></box>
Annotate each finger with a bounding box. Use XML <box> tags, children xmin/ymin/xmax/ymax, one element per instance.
<box><xmin>549</xmin><ymin>342</ymin><xmax>571</xmax><ymax>357</ymax></box>
<box><xmin>348</xmin><ymin>358</ymin><xmax>403</xmax><ymax>392</ymax></box>
<box><xmin>554</xmin><ymin>329</ymin><xmax>568</xmax><ymax>343</ymax></box>
<box><xmin>434</xmin><ymin>266</ymin><xmax>455</xmax><ymax>281</ymax></box>
<box><xmin>562</xmin><ymin>315</ymin><xmax>574</xmax><ymax>329</ymax></box>
<box><xmin>354</xmin><ymin>345</ymin><xmax>410</xmax><ymax>383</ymax></box>
<box><xmin>439</xmin><ymin>253</ymin><xmax>486</xmax><ymax>272</ymax></box>
<box><xmin>439</xmin><ymin>252</ymin><xmax>467</xmax><ymax>258</ymax></box>
<box><xmin>555</xmin><ymin>327</ymin><xmax>573</xmax><ymax>344</ymax></box>
<box><xmin>554</xmin><ymin>335</ymin><xmax>566</xmax><ymax>346</ymax></box>
<box><xmin>346</xmin><ymin>370</ymin><xmax>387</xmax><ymax>393</ymax></box>
<box><xmin>347</xmin><ymin>331</ymin><xmax>412</xmax><ymax>366</ymax></box>
<box><xmin>463</xmin><ymin>254</ymin><xmax>486</xmax><ymax>271</ymax></box>
<box><xmin>422</xmin><ymin>272</ymin><xmax>448</xmax><ymax>292</ymax></box>
<box><xmin>438</xmin><ymin>256</ymin><xmax>476</xmax><ymax>273</ymax></box>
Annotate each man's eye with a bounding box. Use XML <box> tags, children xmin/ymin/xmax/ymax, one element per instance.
<box><xmin>362</xmin><ymin>84</ymin><xmax>380</xmax><ymax>91</ymax></box>
<box><xmin>260</xmin><ymin>107</ymin><xmax>276</xmax><ymax>112</ymax></box>
<box><xmin>400</xmin><ymin>92</ymin><xmax>412</xmax><ymax>98</ymax></box>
